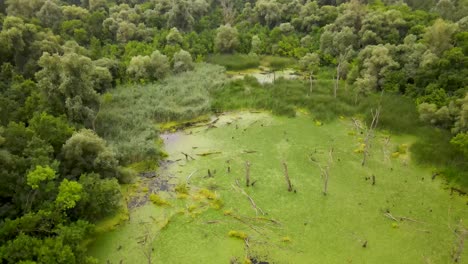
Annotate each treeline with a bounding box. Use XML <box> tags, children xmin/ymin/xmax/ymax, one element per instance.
<box><xmin>0</xmin><ymin>0</ymin><xmax>467</xmax><ymax>263</ymax></box>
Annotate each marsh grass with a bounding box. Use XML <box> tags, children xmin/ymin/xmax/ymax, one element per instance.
<box><xmin>95</xmin><ymin>63</ymin><xmax>226</xmax><ymax>164</ymax></box>
<box><xmin>207</xmin><ymin>54</ymin><xmax>260</xmax><ymax>70</ymax></box>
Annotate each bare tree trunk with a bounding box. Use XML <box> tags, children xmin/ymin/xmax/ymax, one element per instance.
<box><xmin>309</xmin><ymin>71</ymin><xmax>313</xmax><ymax>95</ymax></box>
<box><xmin>245</xmin><ymin>161</ymin><xmax>251</xmax><ymax>187</ymax></box>
<box><xmin>323</xmin><ymin>148</ymin><xmax>333</xmax><ymax>195</ymax></box>
<box><xmin>453</xmin><ymin>222</ymin><xmax>467</xmax><ymax>263</ymax></box>
<box><xmin>362</xmin><ymin>107</ymin><xmax>381</xmax><ymax>166</ymax></box>
<box><xmin>323</xmin><ymin>168</ymin><xmax>329</xmax><ymax>195</ymax></box>
<box><xmin>334</xmin><ymin>61</ymin><xmax>340</xmax><ymax>98</ymax></box>
<box><xmin>282</xmin><ymin>161</ymin><xmax>293</xmax><ymax>192</ymax></box>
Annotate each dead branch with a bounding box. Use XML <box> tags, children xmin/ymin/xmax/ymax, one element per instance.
<box><xmin>397</xmin><ymin>216</ymin><xmax>426</xmax><ymax>224</ymax></box>
<box><xmin>232</xmin><ymin>181</ymin><xmax>265</xmax><ymax>216</ymax></box>
<box><xmin>384</xmin><ymin>212</ymin><xmax>398</xmax><ymax>222</ymax></box>
<box><xmin>243</xmin><ymin>150</ymin><xmax>258</xmax><ymax>154</ymax></box>
<box><xmin>186</xmin><ymin>170</ymin><xmax>198</xmax><ymax>182</ymax></box>
<box><xmin>351</xmin><ymin>117</ymin><xmax>363</xmax><ymax>131</ymax></box>
<box><xmin>196</xmin><ymin>151</ymin><xmax>222</xmax><ymax>156</ymax></box>
<box><xmin>181</xmin><ymin>152</ymin><xmax>195</xmax><ymax>161</ymax></box>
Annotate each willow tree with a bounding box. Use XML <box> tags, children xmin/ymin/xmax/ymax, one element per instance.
<box><xmin>214</xmin><ymin>24</ymin><xmax>239</xmax><ymax>53</ymax></box>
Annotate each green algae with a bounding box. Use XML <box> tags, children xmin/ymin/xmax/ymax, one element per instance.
<box><xmin>89</xmin><ymin>111</ymin><xmax>468</xmax><ymax>263</ymax></box>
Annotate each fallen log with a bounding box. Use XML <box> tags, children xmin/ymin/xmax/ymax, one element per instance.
<box><xmin>196</xmin><ymin>151</ymin><xmax>222</xmax><ymax>157</ymax></box>
<box><xmin>232</xmin><ymin>180</ymin><xmax>265</xmax><ymax>216</ymax></box>
<box><xmin>243</xmin><ymin>150</ymin><xmax>258</xmax><ymax>154</ymax></box>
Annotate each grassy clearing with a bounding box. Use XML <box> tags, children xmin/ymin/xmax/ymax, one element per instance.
<box><xmin>89</xmin><ymin>112</ymin><xmax>468</xmax><ymax>263</ymax></box>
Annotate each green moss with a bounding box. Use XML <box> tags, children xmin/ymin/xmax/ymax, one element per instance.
<box><xmin>175</xmin><ymin>183</ymin><xmax>189</xmax><ymax>195</ymax></box>
<box><xmin>149</xmin><ymin>193</ymin><xmax>170</xmax><ymax>206</ymax></box>
<box><xmin>228</xmin><ymin>230</ymin><xmax>248</xmax><ymax>240</ymax></box>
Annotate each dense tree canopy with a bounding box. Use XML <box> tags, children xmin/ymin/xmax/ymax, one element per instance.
<box><xmin>0</xmin><ymin>0</ymin><xmax>466</xmax><ymax>262</ymax></box>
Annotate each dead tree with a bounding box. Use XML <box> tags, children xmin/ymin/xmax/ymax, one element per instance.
<box><xmin>141</xmin><ymin>224</ymin><xmax>155</xmax><ymax>264</ymax></box>
<box><xmin>334</xmin><ymin>49</ymin><xmax>351</xmax><ymax>98</ymax></box>
<box><xmin>282</xmin><ymin>161</ymin><xmax>293</xmax><ymax>192</ymax></box>
<box><xmin>323</xmin><ymin>166</ymin><xmax>329</xmax><ymax>195</ymax></box>
<box><xmin>219</xmin><ymin>0</ymin><xmax>237</xmax><ymax>24</ymax></box>
<box><xmin>245</xmin><ymin>161</ymin><xmax>251</xmax><ymax>187</ymax></box>
<box><xmin>314</xmin><ymin>148</ymin><xmax>334</xmax><ymax>196</ymax></box>
<box><xmin>309</xmin><ymin>71</ymin><xmax>314</xmax><ymax>95</ymax></box>
<box><xmin>453</xmin><ymin>221</ymin><xmax>468</xmax><ymax>263</ymax></box>
<box><xmin>362</xmin><ymin>107</ymin><xmax>381</xmax><ymax>166</ymax></box>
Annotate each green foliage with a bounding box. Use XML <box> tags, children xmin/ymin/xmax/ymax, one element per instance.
<box><xmin>172</xmin><ymin>49</ymin><xmax>194</xmax><ymax>73</ymax></box>
<box><xmin>29</xmin><ymin>112</ymin><xmax>74</xmax><ymax>154</ymax></box>
<box><xmin>0</xmin><ymin>0</ymin><xmax>467</xmax><ymax>262</ymax></box>
<box><xmin>61</xmin><ymin>129</ymin><xmax>121</xmax><ymax>179</ymax></box>
<box><xmin>451</xmin><ymin>132</ymin><xmax>468</xmax><ymax>157</ymax></box>
<box><xmin>56</xmin><ymin>179</ymin><xmax>83</xmax><ymax>210</ymax></box>
<box><xmin>26</xmin><ymin>165</ymin><xmax>56</xmax><ymax>190</ymax></box>
<box><xmin>75</xmin><ymin>173</ymin><xmax>122</xmax><ymax>221</ymax></box>
<box><xmin>36</xmin><ymin>52</ymin><xmax>99</xmax><ymax>127</ymax></box>
<box><xmin>215</xmin><ymin>24</ymin><xmax>239</xmax><ymax>53</ymax></box>
<box><xmin>127</xmin><ymin>50</ymin><xmax>170</xmax><ymax>82</ymax></box>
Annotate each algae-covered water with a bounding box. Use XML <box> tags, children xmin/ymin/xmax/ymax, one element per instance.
<box><xmin>89</xmin><ymin>112</ymin><xmax>468</xmax><ymax>264</ymax></box>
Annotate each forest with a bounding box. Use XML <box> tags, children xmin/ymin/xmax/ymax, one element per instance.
<box><xmin>0</xmin><ymin>0</ymin><xmax>467</xmax><ymax>263</ymax></box>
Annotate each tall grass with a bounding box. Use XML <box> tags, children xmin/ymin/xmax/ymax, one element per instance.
<box><xmin>207</xmin><ymin>54</ymin><xmax>260</xmax><ymax>71</ymax></box>
<box><xmin>96</xmin><ymin>63</ymin><xmax>227</xmax><ymax>164</ymax></box>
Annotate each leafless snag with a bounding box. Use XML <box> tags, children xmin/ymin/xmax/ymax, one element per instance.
<box><xmin>452</xmin><ymin>220</ymin><xmax>467</xmax><ymax>263</ymax></box>
<box><xmin>245</xmin><ymin>161</ymin><xmax>251</xmax><ymax>187</ymax></box>
<box><xmin>282</xmin><ymin>161</ymin><xmax>293</xmax><ymax>192</ymax></box>
<box><xmin>334</xmin><ymin>48</ymin><xmax>352</xmax><ymax>98</ymax></box>
<box><xmin>362</xmin><ymin>107</ymin><xmax>381</xmax><ymax>166</ymax></box>
<box><xmin>313</xmin><ymin>147</ymin><xmax>334</xmax><ymax>196</ymax></box>
<box><xmin>219</xmin><ymin>0</ymin><xmax>237</xmax><ymax>24</ymax></box>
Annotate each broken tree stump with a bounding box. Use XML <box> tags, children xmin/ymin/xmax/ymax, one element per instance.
<box><xmin>245</xmin><ymin>161</ymin><xmax>251</xmax><ymax>187</ymax></box>
<box><xmin>282</xmin><ymin>161</ymin><xmax>293</xmax><ymax>192</ymax></box>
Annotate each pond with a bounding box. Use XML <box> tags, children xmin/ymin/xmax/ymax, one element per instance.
<box><xmin>88</xmin><ymin>111</ymin><xmax>468</xmax><ymax>263</ymax></box>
